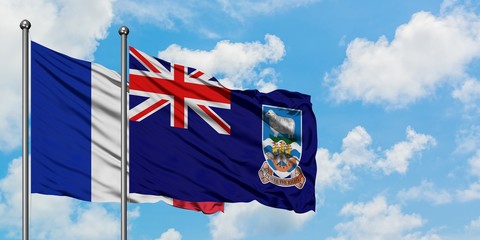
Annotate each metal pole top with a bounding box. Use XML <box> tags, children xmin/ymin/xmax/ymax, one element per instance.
<box><xmin>118</xmin><ymin>26</ymin><xmax>129</xmax><ymax>36</ymax></box>
<box><xmin>20</xmin><ymin>19</ymin><xmax>31</xmax><ymax>30</ymax></box>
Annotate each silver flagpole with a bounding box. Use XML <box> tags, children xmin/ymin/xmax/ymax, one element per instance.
<box><xmin>119</xmin><ymin>25</ymin><xmax>129</xmax><ymax>240</ymax></box>
<box><xmin>20</xmin><ymin>19</ymin><xmax>31</xmax><ymax>240</ymax></box>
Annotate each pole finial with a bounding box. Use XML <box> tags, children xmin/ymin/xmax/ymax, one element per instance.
<box><xmin>20</xmin><ymin>19</ymin><xmax>31</xmax><ymax>30</ymax></box>
<box><xmin>118</xmin><ymin>26</ymin><xmax>129</xmax><ymax>36</ymax></box>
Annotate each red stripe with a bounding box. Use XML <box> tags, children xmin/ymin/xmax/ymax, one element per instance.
<box><xmin>199</xmin><ymin>105</ymin><xmax>231</xmax><ymax>134</ymax></box>
<box><xmin>129</xmin><ymin>75</ymin><xmax>230</xmax><ymax>104</ymax></box>
<box><xmin>130</xmin><ymin>99</ymin><xmax>169</xmax><ymax>121</ymax></box>
<box><xmin>190</xmin><ymin>70</ymin><xmax>204</xmax><ymax>79</ymax></box>
<box><xmin>172</xmin><ymin>199</ymin><xmax>224</xmax><ymax>214</ymax></box>
<box><xmin>173</xmin><ymin>65</ymin><xmax>185</xmax><ymax>128</ymax></box>
<box><xmin>130</xmin><ymin>46</ymin><xmax>161</xmax><ymax>73</ymax></box>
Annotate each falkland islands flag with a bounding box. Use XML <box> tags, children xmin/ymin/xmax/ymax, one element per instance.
<box><xmin>129</xmin><ymin>47</ymin><xmax>317</xmax><ymax>213</ymax></box>
<box><xmin>31</xmin><ymin>41</ymin><xmax>223</xmax><ymax>214</ymax></box>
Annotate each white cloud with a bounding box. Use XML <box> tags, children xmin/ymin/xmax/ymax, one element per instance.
<box><xmin>328</xmin><ymin>196</ymin><xmax>429</xmax><ymax>240</ymax></box>
<box><xmin>457</xmin><ymin>182</ymin><xmax>480</xmax><ymax>202</ymax></box>
<box><xmin>340</xmin><ymin>126</ymin><xmax>376</xmax><ymax>167</ymax></box>
<box><xmin>465</xmin><ymin>216</ymin><xmax>480</xmax><ymax>233</ymax></box>
<box><xmin>396</xmin><ymin>180</ymin><xmax>452</xmax><ymax>205</ymax></box>
<box><xmin>127</xmin><ymin>206</ymin><xmax>140</xmax><ymax>219</ymax></box>
<box><xmin>116</xmin><ymin>0</ymin><xmax>318</xmax><ymax>38</ymax></box>
<box><xmin>326</xmin><ymin>7</ymin><xmax>480</xmax><ymax>108</ymax></box>
<box><xmin>158</xmin><ymin>34</ymin><xmax>285</xmax><ymax>91</ymax></box>
<box><xmin>155</xmin><ymin>228</ymin><xmax>182</xmax><ymax>240</ymax></box>
<box><xmin>115</xmin><ymin>0</ymin><xmax>193</xmax><ymax>29</ymax></box>
<box><xmin>4</xmin><ymin>0</ymin><xmax>114</xmax><ymax>59</ymax></box>
<box><xmin>37</xmin><ymin>203</ymin><xmax>119</xmax><ymax>240</ymax></box>
<box><xmin>218</xmin><ymin>0</ymin><xmax>319</xmax><ymax>21</ymax></box>
<box><xmin>434</xmin><ymin>216</ymin><xmax>480</xmax><ymax>240</ymax></box>
<box><xmin>403</xmin><ymin>232</ymin><xmax>442</xmax><ymax>240</ymax></box>
<box><xmin>0</xmin><ymin>0</ymin><xmax>114</xmax><ymax>151</ymax></box>
<box><xmin>452</xmin><ymin>78</ymin><xmax>480</xmax><ymax>111</ymax></box>
<box><xmin>375</xmin><ymin>127</ymin><xmax>436</xmax><ymax>175</ymax></box>
<box><xmin>0</xmin><ymin>158</ymin><xmax>23</xmax><ymax>230</ymax></box>
<box><xmin>455</xmin><ymin>125</ymin><xmax>480</xmax><ymax>154</ymax></box>
<box><xmin>456</xmin><ymin>148</ymin><xmax>480</xmax><ymax>202</ymax></box>
<box><xmin>208</xmin><ymin>201</ymin><xmax>314</xmax><ymax>240</ymax></box>
<box><xmin>316</xmin><ymin>126</ymin><xmax>435</xmax><ymax>190</ymax></box>
<box><xmin>315</xmin><ymin>148</ymin><xmax>354</xmax><ymax>191</ymax></box>
<box><xmin>440</xmin><ymin>0</ymin><xmax>459</xmax><ymax>13</ymax></box>
<box><xmin>254</xmin><ymin>68</ymin><xmax>279</xmax><ymax>93</ymax></box>
<box><xmin>0</xmin><ymin>158</ymin><xmax>119</xmax><ymax>239</ymax></box>
<box><xmin>468</xmin><ymin>150</ymin><xmax>480</xmax><ymax>178</ymax></box>
<box><xmin>315</xmin><ymin>126</ymin><xmax>375</xmax><ymax>190</ymax></box>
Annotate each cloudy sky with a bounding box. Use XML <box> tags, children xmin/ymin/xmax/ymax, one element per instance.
<box><xmin>1</xmin><ymin>0</ymin><xmax>480</xmax><ymax>239</ymax></box>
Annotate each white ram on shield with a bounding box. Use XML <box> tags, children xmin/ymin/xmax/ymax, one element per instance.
<box><xmin>265</xmin><ymin>110</ymin><xmax>295</xmax><ymax>138</ymax></box>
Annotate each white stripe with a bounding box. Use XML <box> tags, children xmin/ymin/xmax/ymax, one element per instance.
<box><xmin>130</xmin><ymin>49</ymin><xmax>173</xmax><ymax>79</ymax></box>
<box><xmin>188</xmin><ymin>98</ymin><xmax>231</xmax><ymax>109</ymax></box>
<box><xmin>186</xmin><ymin>70</ymin><xmax>224</xmax><ymax>88</ymax></box>
<box><xmin>91</xmin><ymin>63</ymin><xmax>122</xmax><ymax>202</ymax></box>
<box><xmin>129</xmin><ymin>90</ymin><xmax>173</xmax><ymax>122</ymax></box>
<box><xmin>129</xmin><ymin>194</ymin><xmax>173</xmax><ymax>204</ymax></box>
<box><xmin>90</xmin><ymin>63</ymin><xmax>173</xmax><ymax>204</ymax></box>
<box><xmin>187</xmin><ymin>98</ymin><xmax>231</xmax><ymax>134</ymax></box>
<box><xmin>130</xmin><ymin>69</ymin><xmax>168</xmax><ymax>79</ymax></box>
<box><xmin>188</xmin><ymin>102</ymin><xmax>230</xmax><ymax>135</ymax></box>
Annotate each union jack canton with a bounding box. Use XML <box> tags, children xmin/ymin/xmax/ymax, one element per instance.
<box><xmin>129</xmin><ymin>47</ymin><xmax>231</xmax><ymax>135</ymax></box>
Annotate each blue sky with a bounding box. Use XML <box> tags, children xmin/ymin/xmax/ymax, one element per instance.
<box><xmin>1</xmin><ymin>0</ymin><xmax>480</xmax><ymax>239</ymax></box>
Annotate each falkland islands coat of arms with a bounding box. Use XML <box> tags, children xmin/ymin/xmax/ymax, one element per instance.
<box><xmin>259</xmin><ymin>105</ymin><xmax>306</xmax><ymax>189</ymax></box>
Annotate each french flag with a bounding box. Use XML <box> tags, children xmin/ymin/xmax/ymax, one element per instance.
<box><xmin>30</xmin><ymin>41</ymin><xmax>223</xmax><ymax>214</ymax></box>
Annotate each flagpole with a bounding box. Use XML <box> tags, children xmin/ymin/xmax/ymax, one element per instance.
<box><xmin>20</xmin><ymin>19</ymin><xmax>31</xmax><ymax>240</ymax></box>
<box><xmin>119</xmin><ymin>25</ymin><xmax>129</xmax><ymax>240</ymax></box>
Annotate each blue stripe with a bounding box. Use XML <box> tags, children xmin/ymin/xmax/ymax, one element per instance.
<box><xmin>31</xmin><ymin>41</ymin><xmax>92</xmax><ymax>201</ymax></box>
